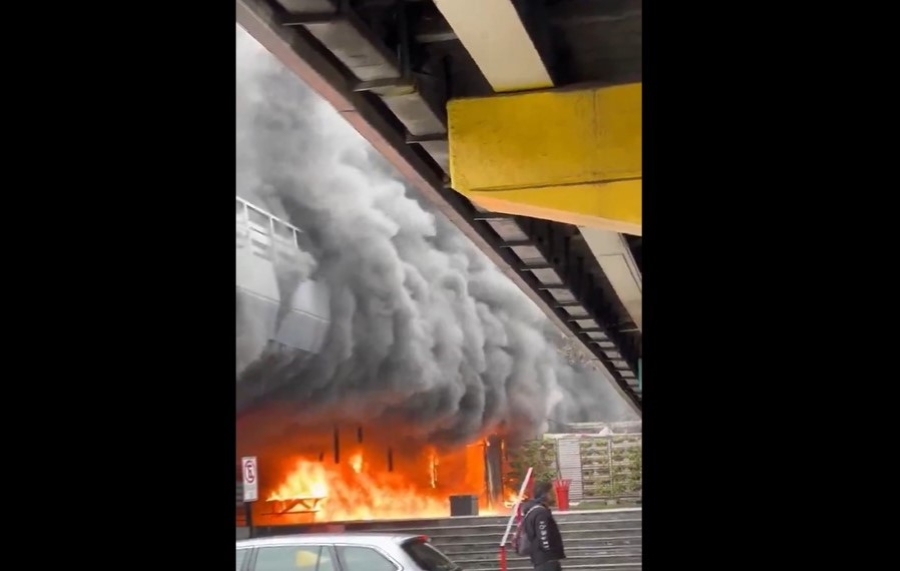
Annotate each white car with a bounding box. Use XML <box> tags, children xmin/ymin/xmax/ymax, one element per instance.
<box><xmin>236</xmin><ymin>533</ymin><xmax>463</xmax><ymax>571</ymax></box>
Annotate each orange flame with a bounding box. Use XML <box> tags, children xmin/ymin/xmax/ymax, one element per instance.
<box><xmin>349</xmin><ymin>452</ymin><xmax>363</xmax><ymax>474</ymax></box>
<box><xmin>266</xmin><ymin>452</ymin><xmax>453</xmax><ymax>522</ymax></box>
<box><xmin>503</xmin><ymin>491</ymin><xmax>521</xmax><ymax>508</ymax></box>
<box><xmin>429</xmin><ymin>450</ymin><xmax>439</xmax><ymax>489</ymax></box>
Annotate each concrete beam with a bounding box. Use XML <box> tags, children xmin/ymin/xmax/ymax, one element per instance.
<box><xmin>579</xmin><ymin>228</ymin><xmax>642</xmax><ymax>331</ymax></box>
<box><xmin>432</xmin><ymin>0</ymin><xmax>552</xmax><ymax>92</ymax></box>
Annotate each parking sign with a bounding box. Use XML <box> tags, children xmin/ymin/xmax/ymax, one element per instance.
<box><xmin>241</xmin><ymin>456</ymin><xmax>258</xmax><ymax>502</ymax></box>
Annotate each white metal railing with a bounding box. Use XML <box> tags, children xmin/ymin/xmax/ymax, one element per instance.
<box><xmin>236</xmin><ymin>196</ymin><xmax>306</xmax><ymax>260</ymax></box>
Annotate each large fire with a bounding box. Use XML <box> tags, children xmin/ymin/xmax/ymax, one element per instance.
<box><xmin>266</xmin><ymin>451</ymin><xmax>449</xmax><ymax>521</ymax></box>
<box><xmin>260</xmin><ymin>443</ymin><xmax>500</xmax><ymax>523</ymax></box>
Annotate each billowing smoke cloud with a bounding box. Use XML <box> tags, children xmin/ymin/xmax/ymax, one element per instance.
<box><xmin>235</xmin><ymin>26</ymin><xmax>637</xmax><ymax>448</ymax></box>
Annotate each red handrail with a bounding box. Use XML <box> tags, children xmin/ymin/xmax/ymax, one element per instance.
<box><xmin>498</xmin><ymin>467</ymin><xmax>533</xmax><ymax>571</ymax></box>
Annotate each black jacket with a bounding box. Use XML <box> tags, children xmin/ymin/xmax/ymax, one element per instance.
<box><xmin>520</xmin><ymin>499</ymin><xmax>566</xmax><ymax>565</ymax></box>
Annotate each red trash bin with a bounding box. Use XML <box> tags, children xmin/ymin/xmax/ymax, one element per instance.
<box><xmin>553</xmin><ymin>479</ymin><xmax>572</xmax><ymax>511</ymax></box>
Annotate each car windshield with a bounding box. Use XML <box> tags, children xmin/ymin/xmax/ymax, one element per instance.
<box><xmin>401</xmin><ymin>539</ymin><xmax>461</xmax><ymax>571</ymax></box>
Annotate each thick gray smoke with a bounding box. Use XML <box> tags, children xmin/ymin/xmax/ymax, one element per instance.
<box><xmin>236</xmin><ymin>27</ymin><xmax>637</xmax><ymax>447</ymax></box>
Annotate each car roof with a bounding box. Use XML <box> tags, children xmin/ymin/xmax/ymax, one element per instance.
<box><xmin>236</xmin><ymin>533</ymin><xmax>422</xmax><ymax>549</ymax></box>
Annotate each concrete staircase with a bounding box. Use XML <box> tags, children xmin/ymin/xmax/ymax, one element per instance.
<box><xmin>330</xmin><ymin>508</ymin><xmax>642</xmax><ymax>571</ymax></box>
<box><xmin>400</xmin><ymin>509</ymin><xmax>641</xmax><ymax>571</ymax></box>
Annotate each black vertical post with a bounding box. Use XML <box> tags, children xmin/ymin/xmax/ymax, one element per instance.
<box><xmin>244</xmin><ymin>502</ymin><xmax>254</xmax><ymax>538</ymax></box>
<box><xmin>357</xmin><ymin>426</ymin><xmax>363</xmax><ymax>443</ymax></box>
<box><xmin>485</xmin><ymin>435</ymin><xmax>503</xmax><ymax>506</ymax></box>
<box><xmin>387</xmin><ymin>447</ymin><xmax>394</xmax><ymax>472</ymax></box>
<box><xmin>333</xmin><ymin>426</ymin><xmax>340</xmax><ymax>464</ymax></box>
<box><xmin>397</xmin><ymin>0</ymin><xmax>410</xmax><ymax>77</ymax></box>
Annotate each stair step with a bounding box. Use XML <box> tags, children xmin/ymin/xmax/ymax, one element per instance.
<box><xmin>382</xmin><ymin>524</ymin><xmax>506</xmax><ymax>534</ymax></box>
<box><xmin>448</xmin><ymin>547</ymin><xmax>640</xmax><ymax>562</ymax></box>
<box><xmin>555</xmin><ymin>510</ymin><xmax>643</xmax><ymax>522</ymax></box>
<box><xmin>559</xmin><ymin>520</ymin><xmax>643</xmax><ymax>531</ymax></box>
<box><xmin>331</xmin><ymin>509</ymin><xmax>640</xmax><ymax>532</ymax></box>
<box><xmin>501</xmin><ymin>565</ymin><xmax>640</xmax><ymax>571</ymax></box>
<box><xmin>375</xmin><ymin>519</ymin><xmax>641</xmax><ymax>539</ymax></box>
<box><xmin>428</xmin><ymin>527</ymin><xmax>643</xmax><ymax>545</ymax></box>
<box><xmin>459</xmin><ymin>554</ymin><xmax>642</xmax><ymax>570</ymax></box>
<box><xmin>437</xmin><ymin>537</ymin><xmax>642</xmax><ymax>554</ymax></box>
<box><xmin>435</xmin><ymin>510</ymin><xmax>642</xmax><ymax>570</ymax></box>
<box><xmin>448</xmin><ymin>535</ymin><xmax>642</xmax><ymax>545</ymax></box>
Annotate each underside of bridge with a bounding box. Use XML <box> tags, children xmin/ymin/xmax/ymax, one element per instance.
<box><xmin>237</xmin><ymin>0</ymin><xmax>643</xmax><ymax>413</ymax></box>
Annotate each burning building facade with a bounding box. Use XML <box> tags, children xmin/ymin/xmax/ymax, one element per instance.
<box><xmin>238</xmin><ymin>424</ymin><xmax>507</xmax><ymax>525</ymax></box>
<box><xmin>235</xmin><ymin>24</ymin><xmax>637</xmax><ymax>527</ymax></box>
<box><xmin>236</xmin><ymin>200</ymin><xmax>508</xmax><ymax>524</ymax></box>
<box><xmin>234</xmin><ymin>192</ymin><xmax>543</xmax><ymax>524</ymax></box>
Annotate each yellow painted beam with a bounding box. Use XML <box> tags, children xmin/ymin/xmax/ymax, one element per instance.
<box><xmin>448</xmin><ymin>83</ymin><xmax>642</xmax><ymax>235</ymax></box>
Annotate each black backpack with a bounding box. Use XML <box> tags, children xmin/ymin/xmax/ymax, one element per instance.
<box><xmin>513</xmin><ymin>504</ymin><xmax>546</xmax><ymax>556</ymax></box>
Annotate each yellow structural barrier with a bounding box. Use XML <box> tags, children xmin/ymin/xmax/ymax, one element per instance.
<box><xmin>447</xmin><ymin>83</ymin><xmax>641</xmax><ymax>235</ymax></box>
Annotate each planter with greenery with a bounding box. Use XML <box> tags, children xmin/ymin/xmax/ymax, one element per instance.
<box><xmin>505</xmin><ymin>439</ymin><xmax>566</xmax><ymax>506</ymax></box>
<box><xmin>507</xmin><ymin>434</ymin><xmax>642</xmax><ymax>503</ymax></box>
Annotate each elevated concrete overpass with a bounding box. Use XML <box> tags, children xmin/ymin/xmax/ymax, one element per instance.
<box><xmin>237</xmin><ymin>0</ymin><xmax>642</xmax><ymax>413</ymax></box>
